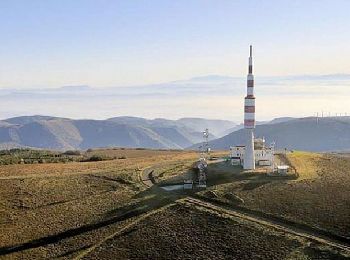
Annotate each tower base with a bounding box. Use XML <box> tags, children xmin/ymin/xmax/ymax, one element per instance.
<box><xmin>243</xmin><ymin>129</ymin><xmax>255</xmax><ymax>170</ymax></box>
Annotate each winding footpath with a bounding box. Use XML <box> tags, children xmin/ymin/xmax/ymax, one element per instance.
<box><xmin>180</xmin><ymin>197</ymin><xmax>350</xmax><ymax>253</ymax></box>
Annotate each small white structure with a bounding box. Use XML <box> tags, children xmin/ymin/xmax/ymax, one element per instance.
<box><xmin>230</xmin><ymin>145</ymin><xmax>245</xmax><ymax>166</ymax></box>
<box><xmin>230</xmin><ymin>138</ymin><xmax>274</xmax><ymax>167</ymax></box>
<box><xmin>277</xmin><ymin>165</ymin><xmax>289</xmax><ymax>175</ymax></box>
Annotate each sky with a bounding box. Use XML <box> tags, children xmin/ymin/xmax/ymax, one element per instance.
<box><xmin>0</xmin><ymin>0</ymin><xmax>349</xmax><ymax>88</ymax></box>
<box><xmin>0</xmin><ymin>0</ymin><xmax>349</xmax><ymax>121</ymax></box>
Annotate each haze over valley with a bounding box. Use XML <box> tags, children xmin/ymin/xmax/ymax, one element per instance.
<box><xmin>1</xmin><ymin>74</ymin><xmax>350</xmax><ymax>122</ymax></box>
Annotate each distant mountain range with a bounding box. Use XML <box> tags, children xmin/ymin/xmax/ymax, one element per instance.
<box><xmin>1</xmin><ymin>115</ymin><xmax>350</xmax><ymax>152</ymax></box>
<box><xmin>0</xmin><ymin>116</ymin><xmax>236</xmax><ymax>150</ymax></box>
<box><xmin>191</xmin><ymin>117</ymin><xmax>350</xmax><ymax>152</ymax></box>
<box><xmin>218</xmin><ymin>117</ymin><xmax>296</xmax><ymax>137</ymax></box>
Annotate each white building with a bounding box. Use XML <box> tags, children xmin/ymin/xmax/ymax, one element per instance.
<box><xmin>277</xmin><ymin>165</ymin><xmax>289</xmax><ymax>175</ymax></box>
<box><xmin>230</xmin><ymin>138</ymin><xmax>274</xmax><ymax>167</ymax></box>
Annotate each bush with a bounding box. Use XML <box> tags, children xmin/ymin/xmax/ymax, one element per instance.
<box><xmin>62</xmin><ymin>150</ymin><xmax>81</xmax><ymax>156</ymax></box>
<box><xmin>83</xmin><ymin>155</ymin><xmax>104</xmax><ymax>162</ymax></box>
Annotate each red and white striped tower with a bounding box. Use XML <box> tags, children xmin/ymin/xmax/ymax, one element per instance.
<box><xmin>243</xmin><ymin>45</ymin><xmax>255</xmax><ymax>170</ymax></box>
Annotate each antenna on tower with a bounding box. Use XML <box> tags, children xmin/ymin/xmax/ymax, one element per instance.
<box><xmin>202</xmin><ymin>128</ymin><xmax>210</xmax><ymax>159</ymax></box>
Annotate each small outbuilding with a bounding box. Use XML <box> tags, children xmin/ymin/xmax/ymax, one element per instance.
<box><xmin>277</xmin><ymin>165</ymin><xmax>289</xmax><ymax>175</ymax></box>
<box><xmin>230</xmin><ymin>138</ymin><xmax>274</xmax><ymax>167</ymax></box>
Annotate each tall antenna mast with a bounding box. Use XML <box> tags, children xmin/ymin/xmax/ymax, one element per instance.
<box><xmin>243</xmin><ymin>45</ymin><xmax>256</xmax><ymax>170</ymax></box>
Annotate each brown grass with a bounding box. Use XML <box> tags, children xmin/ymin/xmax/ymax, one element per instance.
<box><xmin>0</xmin><ymin>149</ymin><xmax>198</xmax><ymax>179</ymax></box>
<box><xmin>0</xmin><ymin>149</ymin><xmax>199</xmax><ymax>259</ymax></box>
<box><xmin>203</xmin><ymin>152</ymin><xmax>350</xmax><ymax>238</ymax></box>
<box><xmin>286</xmin><ymin>151</ymin><xmax>323</xmax><ymax>180</ymax></box>
<box><xmin>85</xmin><ymin>203</ymin><xmax>347</xmax><ymax>260</ymax></box>
<box><xmin>1</xmin><ymin>148</ymin><xmax>348</xmax><ymax>259</ymax></box>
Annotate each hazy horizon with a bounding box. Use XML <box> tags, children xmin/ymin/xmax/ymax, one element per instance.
<box><xmin>0</xmin><ymin>73</ymin><xmax>349</xmax><ymax>122</ymax></box>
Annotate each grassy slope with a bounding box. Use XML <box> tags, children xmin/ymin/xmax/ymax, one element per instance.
<box><xmin>0</xmin><ymin>149</ymin><xmax>198</xmax><ymax>259</ymax></box>
<box><xmin>205</xmin><ymin>151</ymin><xmax>350</xmax><ymax>238</ymax></box>
<box><xmin>286</xmin><ymin>151</ymin><xmax>323</xmax><ymax>179</ymax></box>
<box><xmin>1</xmin><ymin>149</ymin><xmax>349</xmax><ymax>259</ymax></box>
<box><xmin>86</xmin><ymin>203</ymin><xmax>347</xmax><ymax>260</ymax></box>
<box><xmin>202</xmin><ymin>117</ymin><xmax>350</xmax><ymax>151</ymax></box>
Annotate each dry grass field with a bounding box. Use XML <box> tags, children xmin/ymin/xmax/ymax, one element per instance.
<box><xmin>0</xmin><ymin>148</ymin><xmax>349</xmax><ymax>259</ymax></box>
<box><xmin>85</xmin><ymin>203</ymin><xmax>347</xmax><ymax>260</ymax></box>
<box><xmin>0</xmin><ymin>149</ymin><xmax>198</xmax><ymax>259</ymax></box>
<box><xmin>202</xmin><ymin>151</ymin><xmax>350</xmax><ymax>239</ymax></box>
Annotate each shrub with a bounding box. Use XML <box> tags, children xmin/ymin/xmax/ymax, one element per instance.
<box><xmin>62</xmin><ymin>150</ymin><xmax>81</xmax><ymax>156</ymax></box>
<box><xmin>83</xmin><ymin>155</ymin><xmax>104</xmax><ymax>162</ymax></box>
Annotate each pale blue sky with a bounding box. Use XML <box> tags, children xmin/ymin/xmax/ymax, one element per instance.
<box><xmin>0</xmin><ymin>0</ymin><xmax>349</xmax><ymax>88</ymax></box>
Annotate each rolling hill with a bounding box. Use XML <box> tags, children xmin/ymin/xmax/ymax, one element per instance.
<box><xmin>107</xmin><ymin>116</ymin><xmax>236</xmax><ymax>137</ymax></box>
<box><xmin>4</xmin><ymin>115</ymin><xmax>350</xmax><ymax>152</ymax></box>
<box><xmin>0</xmin><ymin>116</ymin><xmax>236</xmax><ymax>150</ymax></box>
<box><xmin>218</xmin><ymin>117</ymin><xmax>296</xmax><ymax>137</ymax></box>
<box><xmin>194</xmin><ymin>117</ymin><xmax>350</xmax><ymax>152</ymax></box>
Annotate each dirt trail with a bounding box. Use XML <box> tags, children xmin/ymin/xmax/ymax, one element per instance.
<box><xmin>72</xmin><ymin>193</ymin><xmax>350</xmax><ymax>259</ymax></box>
<box><xmin>139</xmin><ymin>162</ymin><xmax>350</xmax><ymax>253</ymax></box>
<box><xmin>73</xmin><ymin>203</ymin><xmax>175</xmax><ymax>260</ymax></box>
<box><xmin>3</xmin><ymin>158</ymin><xmax>348</xmax><ymax>258</ymax></box>
<box><xmin>180</xmin><ymin>197</ymin><xmax>350</xmax><ymax>254</ymax></box>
